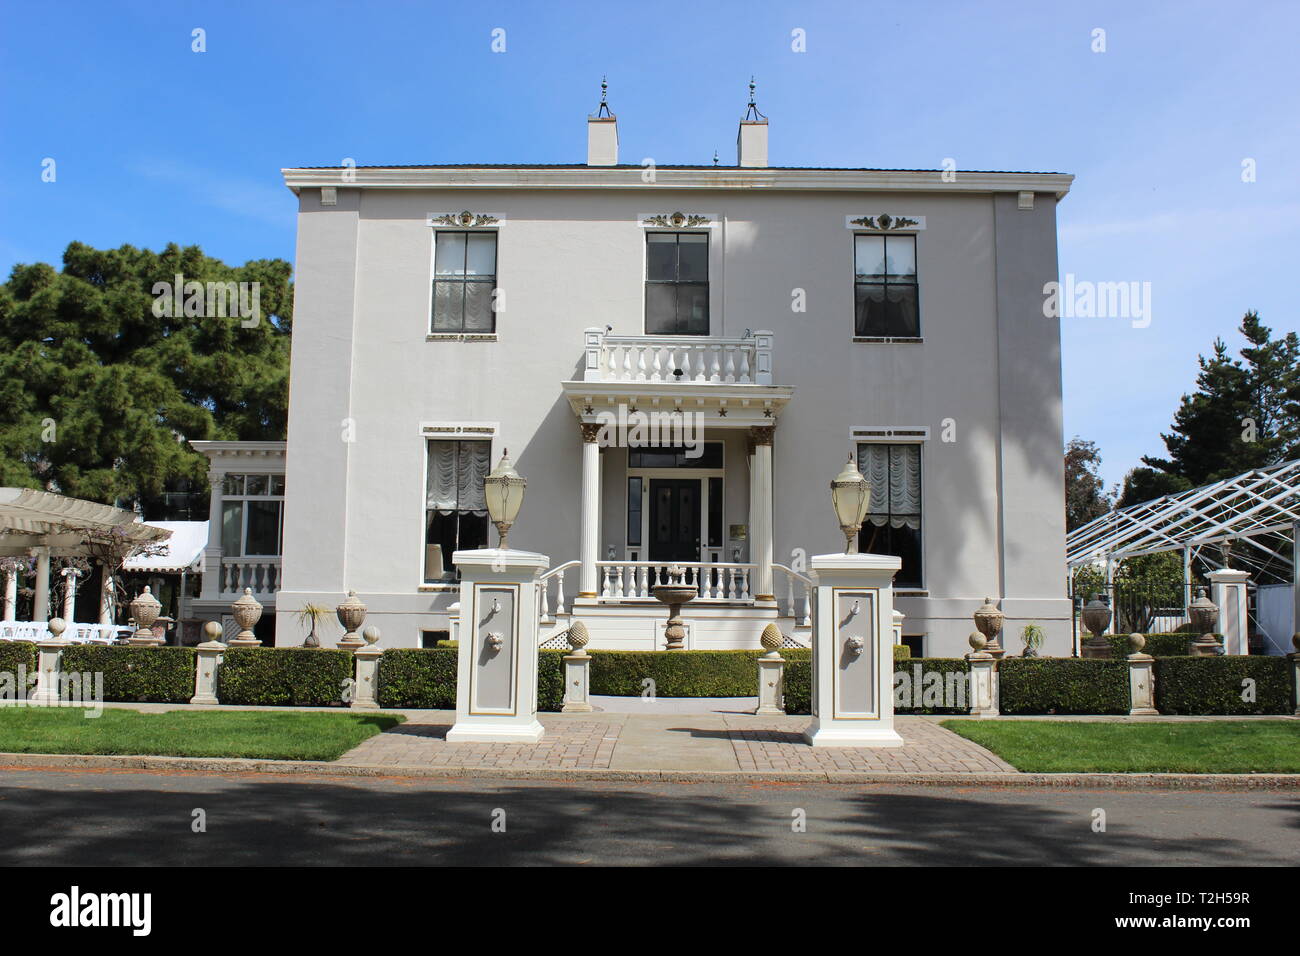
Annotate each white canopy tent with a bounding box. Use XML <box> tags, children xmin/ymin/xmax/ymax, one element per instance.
<box><xmin>0</xmin><ymin>487</ymin><xmax>171</xmax><ymax>625</ymax></box>
<box><xmin>1067</xmin><ymin>459</ymin><xmax>1300</xmax><ymax>586</ymax></box>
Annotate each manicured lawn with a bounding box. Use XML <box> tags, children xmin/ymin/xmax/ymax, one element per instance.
<box><xmin>0</xmin><ymin>708</ymin><xmax>404</xmax><ymax>761</ymax></box>
<box><xmin>942</xmin><ymin>719</ymin><xmax>1300</xmax><ymax>773</ymax></box>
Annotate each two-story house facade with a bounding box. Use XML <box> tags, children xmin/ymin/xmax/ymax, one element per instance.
<box><xmin>275</xmin><ymin>97</ymin><xmax>1074</xmax><ymax>656</ymax></box>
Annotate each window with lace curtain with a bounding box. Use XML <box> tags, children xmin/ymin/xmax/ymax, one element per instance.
<box><xmin>856</xmin><ymin>443</ymin><xmax>923</xmax><ymax>588</ymax></box>
<box><xmin>425</xmin><ymin>440</ymin><xmax>490</xmax><ymax>581</ymax></box>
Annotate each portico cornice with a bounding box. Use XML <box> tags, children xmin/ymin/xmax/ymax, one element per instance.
<box><xmin>561</xmin><ymin>381</ymin><xmax>793</xmax><ymax>429</ymax></box>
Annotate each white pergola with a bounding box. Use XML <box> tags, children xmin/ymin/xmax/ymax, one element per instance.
<box><xmin>0</xmin><ymin>488</ymin><xmax>171</xmax><ymax>624</ymax></box>
<box><xmin>1067</xmin><ymin>459</ymin><xmax>1300</xmax><ymax>588</ymax></box>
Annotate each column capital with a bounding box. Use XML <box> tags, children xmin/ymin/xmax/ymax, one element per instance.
<box><xmin>749</xmin><ymin>425</ymin><xmax>775</xmax><ymax>446</ymax></box>
<box><xmin>580</xmin><ymin>422</ymin><xmax>602</xmax><ymax>444</ymax></box>
<box><xmin>208</xmin><ymin>471</ymin><xmax>225</xmax><ymax>490</ymax></box>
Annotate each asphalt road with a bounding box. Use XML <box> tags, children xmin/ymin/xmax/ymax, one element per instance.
<box><xmin>0</xmin><ymin>768</ymin><xmax>1297</xmax><ymax>866</ymax></box>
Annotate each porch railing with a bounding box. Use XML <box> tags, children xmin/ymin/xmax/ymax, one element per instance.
<box><xmin>538</xmin><ymin>559</ymin><xmax>580</xmax><ymax>622</ymax></box>
<box><xmin>219</xmin><ymin>558</ymin><xmax>281</xmax><ymax>599</ymax></box>
<box><xmin>583</xmin><ymin>328</ymin><xmax>774</xmax><ymax>385</ymax></box>
<box><xmin>596</xmin><ymin>561</ymin><xmax>755</xmax><ymax>603</ymax></box>
<box><xmin>773</xmin><ymin>563</ymin><xmax>814</xmax><ymax>627</ymax></box>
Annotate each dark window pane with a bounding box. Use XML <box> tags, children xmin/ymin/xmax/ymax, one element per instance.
<box><xmin>677</xmin><ymin>235</ymin><xmax>708</xmax><ymax>280</ymax></box>
<box><xmin>427</xmin><ymin>511</ymin><xmax>458</xmax><ymax>577</ymax></box>
<box><xmin>432</xmin><ymin>281</ymin><xmax>463</xmax><ymax>330</ymax></box>
<box><xmin>463</xmin><ymin>281</ymin><xmax>495</xmax><ymax>331</ymax></box>
<box><xmin>884</xmin><ymin>285</ymin><xmax>919</xmax><ymax>336</ymax></box>
<box><xmin>221</xmin><ymin>501</ymin><xmax>243</xmax><ymax>556</ymax></box>
<box><xmin>854</xmin><ymin>284</ymin><xmax>887</xmax><ymax>336</ymax></box>
<box><xmin>645</xmin><ymin>283</ymin><xmax>678</xmax><ymax>334</ymax></box>
<box><xmin>245</xmin><ymin>475</ymin><xmax>268</xmax><ymax>496</ymax></box>
<box><xmin>223</xmin><ymin>475</ymin><xmax>244</xmax><ymax>496</ymax></box>
<box><xmin>646</xmin><ymin>235</ymin><xmax>677</xmax><ymax>280</ymax></box>
<box><xmin>708</xmin><ymin>476</ymin><xmax>722</xmax><ymax>548</ymax></box>
<box><xmin>270</xmin><ymin>475</ymin><xmax>285</xmax><ymax>496</ymax></box>
<box><xmin>677</xmin><ymin>283</ymin><xmax>709</xmax><ymax>334</ymax></box>
<box><xmin>245</xmin><ymin>500</ymin><xmax>281</xmax><ymax>555</ymax></box>
<box><xmin>457</xmin><ymin>512</ymin><xmax>489</xmax><ymax>554</ymax></box>
<box><xmin>627</xmin><ymin>477</ymin><xmax>643</xmax><ymax>546</ymax></box>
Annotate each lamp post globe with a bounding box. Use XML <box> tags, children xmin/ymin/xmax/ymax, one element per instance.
<box><xmin>484</xmin><ymin>449</ymin><xmax>527</xmax><ymax>550</ymax></box>
<box><xmin>830</xmin><ymin>453</ymin><xmax>871</xmax><ymax>554</ymax></box>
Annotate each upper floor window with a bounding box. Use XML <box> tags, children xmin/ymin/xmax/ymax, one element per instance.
<box><xmin>854</xmin><ymin>234</ymin><xmax>918</xmax><ymax>337</ymax></box>
<box><xmin>856</xmin><ymin>443</ymin><xmax>922</xmax><ymax>588</ymax></box>
<box><xmin>432</xmin><ymin>232</ymin><xmax>497</xmax><ymax>333</ymax></box>
<box><xmin>220</xmin><ymin>474</ymin><xmax>285</xmax><ymax>557</ymax></box>
<box><xmin>645</xmin><ymin>233</ymin><xmax>708</xmax><ymax>335</ymax></box>
<box><xmin>425</xmin><ymin>440</ymin><xmax>490</xmax><ymax>581</ymax></box>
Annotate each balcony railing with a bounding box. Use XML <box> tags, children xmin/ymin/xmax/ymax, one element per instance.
<box><xmin>597</xmin><ymin>561</ymin><xmax>755</xmax><ymax>603</ymax></box>
<box><xmin>583</xmin><ymin>328</ymin><xmax>773</xmax><ymax>385</ymax></box>
<box><xmin>219</xmin><ymin>557</ymin><xmax>281</xmax><ymax>599</ymax></box>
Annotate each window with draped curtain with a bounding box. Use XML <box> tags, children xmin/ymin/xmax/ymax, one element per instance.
<box><xmin>856</xmin><ymin>443</ymin><xmax>923</xmax><ymax>588</ymax></box>
<box><xmin>425</xmin><ymin>440</ymin><xmax>491</xmax><ymax>581</ymax></box>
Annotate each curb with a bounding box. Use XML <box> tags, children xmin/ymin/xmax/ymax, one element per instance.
<box><xmin>1</xmin><ymin>753</ymin><xmax>1298</xmax><ymax>789</ymax></box>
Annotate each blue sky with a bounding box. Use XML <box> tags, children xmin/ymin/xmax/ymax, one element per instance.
<box><xmin>2</xmin><ymin>0</ymin><xmax>1297</xmax><ymax>490</ymax></box>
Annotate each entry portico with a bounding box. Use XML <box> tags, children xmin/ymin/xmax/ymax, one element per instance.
<box><xmin>556</xmin><ymin>326</ymin><xmax>796</xmax><ymax>647</ymax></box>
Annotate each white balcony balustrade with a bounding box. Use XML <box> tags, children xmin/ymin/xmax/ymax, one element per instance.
<box><xmin>596</xmin><ymin>561</ymin><xmax>755</xmax><ymax>603</ymax></box>
<box><xmin>219</xmin><ymin>558</ymin><xmax>281</xmax><ymax>599</ymax></box>
<box><xmin>583</xmin><ymin>328</ymin><xmax>774</xmax><ymax>386</ymax></box>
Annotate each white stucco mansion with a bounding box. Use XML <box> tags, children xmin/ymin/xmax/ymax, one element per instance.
<box><xmin>248</xmin><ymin>92</ymin><xmax>1074</xmax><ymax>656</ymax></box>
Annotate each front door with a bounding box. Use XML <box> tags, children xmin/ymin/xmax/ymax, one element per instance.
<box><xmin>647</xmin><ymin>478</ymin><xmax>701</xmax><ymax>563</ymax></box>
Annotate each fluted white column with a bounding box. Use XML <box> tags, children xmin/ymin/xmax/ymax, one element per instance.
<box><xmin>61</xmin><ymin>567</ymin><xmax>81</xmax><ymax>621</ymax></box>
<box><xmin>2</xmin><ymin>564</ymin><xmax>17</xmax><ymax>619</ymax></box>
<box><xmin>750</xmin><ymin>426</ymin><xmax>775</xmax><ymax>601</ymax></box>
<box><xmin>32</xmin><ymin>547</ymin><xmax>51</xmax><ymax>623</ymax></box>
<box><xmin>579</xmin><ymin>423</ymin><xmax>601</xmax><ymax>598</ymax></box>
<box><xmin>99</xmin><ymin>561</ymin><xmax>115</xmax><ymax>625</ymax></box>
<box><xmin>200</xmin><ymin>471</ymin><xmax>225</xmax><ymax>601</ymax></box>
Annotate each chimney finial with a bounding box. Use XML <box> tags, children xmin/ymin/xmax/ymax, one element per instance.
<box><xmin>744</xmin><ymin>76</ymin><xmax>766</xmax><ymax>122</ymax></box>
<box><xmin>595</xmin><ymin>76</ymin><xmax>612</xmax><ymax>118</ymax></box>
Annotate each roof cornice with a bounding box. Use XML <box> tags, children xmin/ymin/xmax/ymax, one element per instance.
<box><xmin>282</xmin><ymin>166</ymin><xmax>1074</xmax><ymax>199</ymax></box>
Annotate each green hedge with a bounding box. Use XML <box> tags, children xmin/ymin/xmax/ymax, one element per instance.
<box><xmin>1154</xmin><ymin>656</ymin><xmax>1291</xmax><ymax>715</ymax></box>
<box><xmin>999</xmin><ymin>658</ymin><xmax>1130</xmax><ymax>714</ymax></box>
<box><xmin>1104</xmin><ymin>632</ymin><xmax>1219</xmax><ymax>658</ymax></box>
<box><xmin>895</xmin><ymin>658</ymin><xmax>971</xmax><ymax>714</ymax></box>
<box><xmin>0</xmin><ymin>641</ymin><xmax>37</xmax><ymax>696</ymax></box>
<box><xmin>781</xmin><ymin>657</ymin><xmax>966</xmax><ymax>716</ymax></box>
<box><xmin>375</xmin><ymin>647</ymin><xmax>567</xmax><ymax>711</ymax></box>
<box><xmin>218</xmin><ymin>647</ymin><xmax>353</xmax><ymax>706</ymax></box>
<box><xmin>59</xmin><ymin>645</ymin><xmax>197</xmax><ymax>704</ymax></box>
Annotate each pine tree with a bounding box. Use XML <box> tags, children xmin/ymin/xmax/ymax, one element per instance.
<box><xmin>1064</xmin><ymin>437</ymin><xmax>1113</xmax><ymax>531</ymax></box>
<box><xmin>0</xmin><ymin>242</ymin><xmax>292</xmax><ymax>511</ymax></box>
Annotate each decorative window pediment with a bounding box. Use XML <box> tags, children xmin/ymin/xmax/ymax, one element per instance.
<box><xmin>427</xmin><ymin>211</ymin><xmax>502</xmax><ymax>228</ymax></box>
<box><xmin>640</xmin><ymin>211</ymin><xmax>716</xmax><ymax>228</ymax></box>
<box><xmin>845</xmin><ymin>213</ymin><xmax>925</xmax><ymax>231</ymax></box>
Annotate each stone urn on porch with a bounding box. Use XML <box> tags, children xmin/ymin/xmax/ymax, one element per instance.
<box><xmin>652</xmin><ymin>564</ymin><xmax>696</xmax><ymax>650</ymax></box>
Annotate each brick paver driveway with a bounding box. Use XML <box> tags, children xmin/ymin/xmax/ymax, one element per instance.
<box><xmin>336</xmin><ymin>711</ymin><xmax>1014</xmax><ymax>774</ymax></box>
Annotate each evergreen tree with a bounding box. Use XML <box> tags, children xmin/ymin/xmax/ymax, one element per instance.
<box><xmin>1064</xmin><ymin>437</ymin><xmax>1113</xmax><ymax>531</ymax></box>
<box><xmin>0</xmin><ymin>242</ymin><xmax>292</xmax><ymax>512</ymax></box>
<box><xmin>1142</xmin><ymin>313</ymin><xmax>1299</xmax><ymax>487</ymax></box>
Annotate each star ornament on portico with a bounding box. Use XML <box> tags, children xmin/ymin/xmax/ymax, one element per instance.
<box><xmin>582</xmin><ymin>405</ymin><xmax>594</xmax><ymax>415</ymax></box>
<box><xmin>717</xmin><ymin>408</ymin><xmax>728</xmax><ymax>417</ymax></box>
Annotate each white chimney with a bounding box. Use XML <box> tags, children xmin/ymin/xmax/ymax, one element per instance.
<box><xmin>736</xmin><ymin>79</ymin><xmax>768</xmax><ymax>168</ymax></box>
<box><xmin>587</xmin><ymin>78</ymin><xmax>618</xmax><ymax>166</ymax></box>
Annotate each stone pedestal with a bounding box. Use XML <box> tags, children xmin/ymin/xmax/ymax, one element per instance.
<box><xmin>1209</xmin><ymin>569</ymin><xmax>1250</xmax><ymax>655</ymax></box>
<box><xmin>29</xmin><ymin>618</ymin><xmax>68</xmax><ymax>705</ymax></box>
<box><xmin>190</xmin><ymin>622</ymin><xmax>225</xmax><ymax>705</ymax></box>
<box><xmin>966</xmin><ymin>633</ymin><xmax>1000</xmax><ymax>717</ymax></box>
<box><xmin>351</xmin><ymin>626</ymin><xmax>383</xmax><ymax>710</ymax></box>
<box><xmin>757</xmin><ymin>655</ymin><xmax>786</xmax><ymax>715</ymax></box>
<box><xmin>447</xmin><ymin>549</ymin><xmax>549</xmax><ymax>743</ymax></box>
<box><xmin>804</xmin><ymin>553</ymin><xmax>904</xmax><ymax>748</ymax></box>
<box><xmin>1126</xmin><ymin>633</ymin><xmax>1157</xmax><ymax>715</ymax></box>
<box><xmin>562</xmin><ymin>652</ymin><xmax>593</xmax><ymax>713</ymax></box>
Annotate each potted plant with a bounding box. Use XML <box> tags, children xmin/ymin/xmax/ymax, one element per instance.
<box><xmin>1020</xmin><ymin>622</ymin><xmax>1045</xmax><ymax>658</ymax></box>
<box><xmin>295</xmin><ymin>603</ymin><xmax>332</xmax><ymax>648</ymax></box>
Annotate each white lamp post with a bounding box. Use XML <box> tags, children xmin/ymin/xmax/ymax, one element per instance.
<box><xmin>484</xmin><ymin>449</ymin><xmax>527</xmax><ymax>550</ymax></box>
<box><xmin>830</xmin><ymin>453</ymin><xmax>871</xmax><ymax>554</ymax></box>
